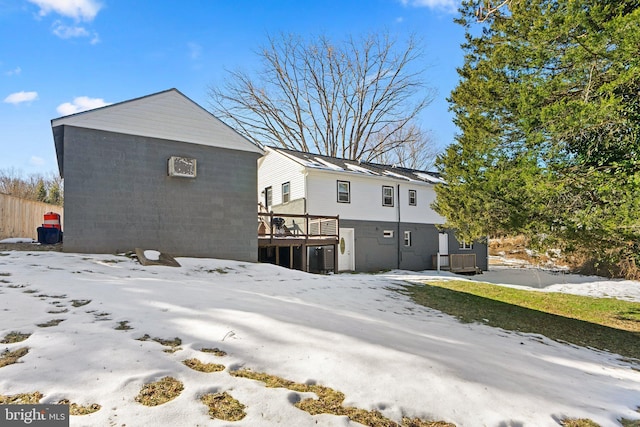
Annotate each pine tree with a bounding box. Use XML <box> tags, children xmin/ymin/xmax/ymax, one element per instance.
<box><xmin>436</xmin><ymin>0</ymin><xmax>640</xmax><ymax>278</ymax></box>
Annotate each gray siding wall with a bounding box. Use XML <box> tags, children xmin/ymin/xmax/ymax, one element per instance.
<box><xmin>61</xmin><ymin>126</ymin><xmax>259</xmax><ymax>261</ymax></box>
<box><xmin>340</xmin><ymin>219</ymin><xmax>488</xmax><ymax>272</ymax></box>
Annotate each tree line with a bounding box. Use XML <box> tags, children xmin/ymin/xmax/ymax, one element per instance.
<box><xmin>0</xmin><ymin>168</ymin><xmax>63</xmax><ymax>206</ymax></box>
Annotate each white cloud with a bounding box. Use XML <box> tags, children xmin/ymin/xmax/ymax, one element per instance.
<box><xmin>3</xmin><ymin>91</ymin><xmax>38</xmax><ymax>105</ymax></box>
<box><xmin>5</xmin><ymin>66</ymin><xmax>22</xmax><ymax>76</ymax></box>
<box><xmin>30</xmin><ymin>156</ymin><xmax>45</xmax><ymax>166</ymax></box>
<box><xmin>400</xmin><ymin>0</ymin><xmax>459</xmax><ymax>12</ymax></box>
<box><xmin>28</xmin><ymin>0</ymin><xmax>102</xmax><ymax>21</ymax></box>
<box><xmin>52</xmin><ymin>21</ymin><xmax>89</xmax><ymax>38</ymax></box>
<box><xmin>56</xmin><ymin>96</ymin><xmax>110</xmax><ymax>115</ymax></box>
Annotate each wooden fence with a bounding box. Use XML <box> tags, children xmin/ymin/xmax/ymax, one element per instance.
<box><xmin>0</xmin><ymin>193</ymin><xmax>64</xmax><ymax>240</ymax></box>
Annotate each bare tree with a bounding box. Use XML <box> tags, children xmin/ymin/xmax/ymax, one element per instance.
<box><xmin>0</xmin><ymin>168</ymin><xmax>64</xmax><ymax>205</ymax></box>
<box><xmin>209</xmin><ymin>31</ymin><xmax>435</xmax><ymax>162</ymax></box>
<box><xmin>368</xmin><ymin>124</ymin><xmax>440</xmax><ymax>170</ymax></box>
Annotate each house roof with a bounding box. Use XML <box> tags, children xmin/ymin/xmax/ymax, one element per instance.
<box><xmin>52</xmin><ymin>89</ymin><xmax>263</xmax><ymax>176</ymax></box>
<box><xmin>267</xmin><ymin>146</ymin><xmax>445</xmax><ymax>184</ymax></box>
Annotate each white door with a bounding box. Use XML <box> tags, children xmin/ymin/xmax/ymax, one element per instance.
<box><xmin>338</xmin><ymin>228</ymin><xmax>355</xmax><ymax>271</ymax></box>
<box><xmin>438</xmin><ymin>232</ymin><xmax>449</xmax><ymax>268</ymax></box>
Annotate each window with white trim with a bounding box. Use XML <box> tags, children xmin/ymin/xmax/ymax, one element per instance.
<box><xmin>382</xmin><ymin>186</ymin><xmax>394</xmax><ymax>207</ymax></box>
<box><xmin>337</xmin><ymin>180</ymin><xmax>350</xmax><ymax>203</ymax></box>
<box><xmin>408</xmin><ymin>189</ymin><xmax>417</xmax><ymax>206</ymax></box>
<box><xmin>404</xmin><ymin>230</ymin><xmax>412</xmax><ymax>246</ymax></box>
<box><xmin>282</xmin><ymin>182</ymin><xmax>290</xmax><ymax>204</ymax></box>
<box><xmin>264</xmin><ymin>186</ymin><xmax>272</xmax><ymax>209</ymax></box>
<box><xmin>383</xmin><ymin>230</ymin><xmax>394</xmax><ymax>238</ymax></box>
<box><xmin>459</xmin><ymin>240</ymin><xmax>473</xmax><ymax>250</ymax></box>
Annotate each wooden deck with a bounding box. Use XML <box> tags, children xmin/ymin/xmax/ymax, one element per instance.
<box><xmin>258</xmin><ymin>212</ymin><xmax>339</xmax><ymax>273</ymax></box>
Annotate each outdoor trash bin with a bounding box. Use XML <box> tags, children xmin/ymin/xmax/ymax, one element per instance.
<box><xmin>37</xmin><ymin>226</ymin><xmax>62</xmax><ymax>244</ymax></box>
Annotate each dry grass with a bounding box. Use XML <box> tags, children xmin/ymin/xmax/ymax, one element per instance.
<box><xmin>134</xmin><ymin>376</ymin><xmax>184</xmax><ymax>406</ymax></box>
<box><xmin>36</xmin><ymin>319</ymin><xmax>65</xmax><ymax>327</ymax></box>
<box><xmin>561</xmin><ymin>419</ymin><xmax>601</xmax><ymax>427</ymax></box>
<box><xmin>0</xmin><ymin>347</ymin><xmax>29</xmax><ymax>368</ymax></box>
<box><xmin>0</xmin><ymin>331</ymin><xmax>30</xmax><ymax>343</ymax></box>
<box><xmin>200</xmin><ymin>347</ymin><xmax>227</xmax><ymax>357</ymax></box>
<box><xmin>0</xmin><ymin>391</ymin><xmax>42</xmax><ymax>404</ymax></box>
<box><xmin>200</xmin><ymin>392</ymin><xmax>246</xmax><ymax>421</ymax></box>
<box><xmin>115</xmin><ymin>320</ymin><xmax>132</xmax><ymax>330</ymax></box>
<box><xmin>57</xmin><ymin>399</ymin><xmax>102</xmax><ymax>415</ymax></box>
<box><xmin>182</xmin><ymin>358</ymin><xmax>225</xmax><ymax>373</ymax></box>
<box><xmin>71</xmin><ymin>299</ymin><xmax>91</xmax><ymax>307</ymax></box>
<box><xmin>231</xmin><ymin>369</ymin><xmax>454</xmax><ymax>427</ymax></box>
<box><xmin>136</xmin><ymin>334</ymin><xmax>182</xmax><ymax>353</ymax></box>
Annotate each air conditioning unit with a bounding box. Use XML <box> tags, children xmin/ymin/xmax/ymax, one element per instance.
<box><xmin>168</xmin><ymin>156</ymin><xmax>197</xmax><ymax>178</ymax></box>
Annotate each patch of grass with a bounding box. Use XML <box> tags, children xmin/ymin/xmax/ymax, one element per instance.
<box><xmin>57</xmin><ymin>399</ymin><xmax>101</xmax><ymax>415</ymax></box>
<box><xmin>200</xmin><ymin>392</ymin><xmax>246</xmax><ymax>421</ymax></box>
<box><xmin>182</xmin><ymin>358</ymin><xmax>225</xmax><ymax>373</ymax></box>
<box><xmin>115</xmin><ymin>320</ymin><xmax>132</xmax><ymax>330</ymax></box>
<box><xmin>561</xmin><ymin>419</ymin><xmax>601</xmax><ymax>427</ymax></box>
<box><xmin>7</xmin><ymin>284</ymin><xmax>24</xmax><ymax>288</ymax></box>
<box><xmin>71</xmin><ymin>299</ymin><xmax>91</xmax><ymax>307</ymax></box>
<box><xmin>48</xmin><ymin>308</ymin><xmax>69</xmax><ymax>314</ymax></box>
<box><xmin>0</xmin><ymin>279</ymin><xmax>10</xmax><ymax>284</ymax></box>
<box><xmin>400</xmin><ymin>280</ymin><xmax>640</xmax><ymax>360</ymax></box>
<box><xmin>36</xmin><ymin>319</ymin><xmax>65</xmax><ymax>328</ymax></box>
<box><xmin>0</xmin><ymin>347</ymin><xmax>29</xmax><ymax>368</ymax></box>
<box><xmin>230</xmin><ymin>369</ymin><xmax>454</xmax><ymax>427</ymax></box>
<box><xmin>0</xmin><ymin>272</ymin><xmax>10</xmax><ymax>276</ymax></box>
<box><xmin>200</xmin><ymin>347</ymin><xmax>227</xmax><ymax>357</ymax></box>
<box><xmin>35</xmin><ymin>294</ymin><xmax>67</xmax><ymax>299</ymax></box>
<box><xmin>1</xmin><ymin>331</ymin><xmax>31</xmax><ymax>343</ymax></box>
<box><xmin>136</xmin><ymin>334</ymin><xmax>182</xmax><ymax>353</ymax></box>
<box><xmin>134</xmin><ymin>376</ymin><xmax>183</xmax><ymax>406</ymax></box>
<box><xmin>0</xmin><ymin>391</ymin><xmax>42</xmax><ymax>404</ymax></box>
<box><xmin>22</xmin><ymin>289</ymin><xmax>38</xmax><ymax>294</ymax></box>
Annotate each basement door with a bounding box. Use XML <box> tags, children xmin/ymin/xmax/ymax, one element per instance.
<box><xmin>438</xmin><ymin>232</ymin><xmax>450</xmax><ymax>268</ymax></box>
<box><xmin>338</xmin><ymin>228</ymin><xmax>355</xmax><ymax>271</ymax></box>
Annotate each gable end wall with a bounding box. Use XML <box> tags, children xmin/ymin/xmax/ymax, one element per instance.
<box><xmin>61</xmin><ymin>126</ymin><xmax>259</xmax><ymax>261</ymax></box>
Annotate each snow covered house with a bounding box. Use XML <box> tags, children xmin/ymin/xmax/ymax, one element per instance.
<box><xmin>51</xmin><ymin>89</ymin><xmax>263</xmax><ymax>261</ymax></box>
<box><xmin>258</xmin><ymin>146</ymin><xmax>488</xmax><ymax>272</ymax></box>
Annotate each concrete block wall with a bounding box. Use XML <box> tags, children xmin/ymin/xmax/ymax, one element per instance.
<box><xmin>60</xmin><ymin>126</ymin><xmax>260</xmax><ymax>261</ymax></box>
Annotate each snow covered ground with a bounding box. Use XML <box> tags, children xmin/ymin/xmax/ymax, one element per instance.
<box><xmin>0</xmin><ymin>250</ymin><xmax>639</xmax><ymax>427</ymax></box>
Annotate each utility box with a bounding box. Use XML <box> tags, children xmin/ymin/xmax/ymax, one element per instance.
<box><xmin>309</xmin><ymin>246</ymin><xmax>335</xmax><ymax>274</ymax></box>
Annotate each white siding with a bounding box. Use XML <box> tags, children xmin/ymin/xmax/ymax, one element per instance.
<box><xmin>51</xmin><ymin>89</ymin><xmax>262</xmax><ymax>154</ymax></box>
<box><xmin>257</xmin><ymin>149</ymin><xmax>306</xmax><ymax>207</ymax></box>
<box><xmin>398</xmin><ymin>182</ymin><xmax>445</xmax><ymax>224</ymax></box>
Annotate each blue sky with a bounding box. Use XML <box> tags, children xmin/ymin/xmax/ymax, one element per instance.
<box><xmin>1</xmin><ymin>0</ymin><xmax>465</xmax><ymax>176</ymax></box>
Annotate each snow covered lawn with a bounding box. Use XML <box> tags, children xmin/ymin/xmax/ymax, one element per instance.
<box><xmin>0</xmin><ymin>251</ymin><xmax>639</xmax><ymax>426</ymax></box>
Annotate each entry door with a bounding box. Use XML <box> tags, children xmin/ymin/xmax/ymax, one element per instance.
<box><xmin>338</xmin><ymin>228</ymin><xmax>355</xmax><ymax>271</ymax></box>
<box><xmin>438</xmin><ymin>232</ymin><xmax>449</xmax><ymax>268</ymax></box>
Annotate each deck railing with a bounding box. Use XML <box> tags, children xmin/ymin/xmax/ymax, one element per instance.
<box><xmin>258</xmin><ymin>212</ymin><xmax>339</xmax><ymax>242</ymax></box>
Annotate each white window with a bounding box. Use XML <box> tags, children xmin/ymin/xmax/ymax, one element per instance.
<box><xmin>337</xmin><ymin>180</ymin><xmax>350</xmax><ymax>203</ymax></box>
<box><xmin>383</xmin><ymin>230</ymin><xmax>394</xmax><ymax>238</ymax></box>
<box><xmin>408</xmin><ymin>189</ymin><xmax>417</xmax><ymax>206</ymax></box>
<box><xmin>264</xmin><ymin>186</ymin><xmax>272</xmax><ymax>208</ymax></box>
<box><xmin>382</xmin><ymin>186</ymin><xmax>394</xmax><ymax>207</ymax></box>
<box><xmin>282</xmin><ymin>182</ymin><xmax>290</xmax><ymax>204</ymax></box>
<box><xmin>459</xmin><ymin>240</ymin><xmax>473</xmax><ymax>250</ymax></box>
<box><xmin>404</xmin><ymin>230</ymin><xmax>412</xmax><ymax>246</ymax></box>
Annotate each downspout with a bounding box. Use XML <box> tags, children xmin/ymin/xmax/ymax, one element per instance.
<box><xmin>397</xmin><ymin>183</ymin><xmax>401</xmax><ymax>270</ymax></box>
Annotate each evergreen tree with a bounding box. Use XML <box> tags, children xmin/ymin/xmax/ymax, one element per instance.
<box><xmin>47</xmin><ymin>182</ymin><xmax>63</xmax><ymax>206</ymax></box>
<box><xmin>435</xmin><ymin>0</ymin><xmax>640</xmax><ymax>277</ymax></box>
<box><xmin>35</xmin><ymin>180</ymin><xmax>47</xmax><ymax>203</ymax></box>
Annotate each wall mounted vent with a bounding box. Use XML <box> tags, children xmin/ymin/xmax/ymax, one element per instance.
<box><xmin>168</xmin><ymin>156</ymin><xmax>197</xmax><ymax>178</ymax></box>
